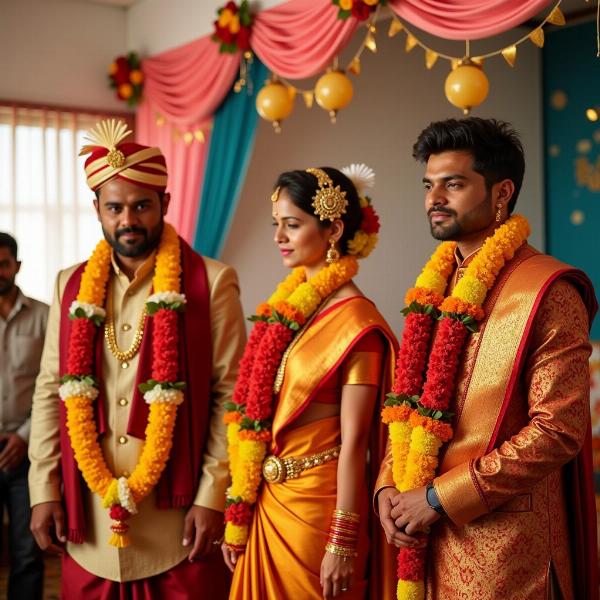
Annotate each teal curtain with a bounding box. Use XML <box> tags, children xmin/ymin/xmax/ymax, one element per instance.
<box><xmin>193</xmin><ymin>57</ymin><xmax>268</xmax><ymax>258</ymax></box>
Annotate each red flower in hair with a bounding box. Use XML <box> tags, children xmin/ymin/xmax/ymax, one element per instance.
<box><xmin>361</xmin><ymin>205</ymin><xmax>380</xmax><ymax>235</ymax></box>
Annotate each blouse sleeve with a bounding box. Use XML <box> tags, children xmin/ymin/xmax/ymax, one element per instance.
<box><xmin>341</xmin><ymin>329</ymin><xmax>385</xmax><ymax>386</ymax></box>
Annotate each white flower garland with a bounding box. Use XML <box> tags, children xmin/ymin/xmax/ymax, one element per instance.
<box><xmin>69</xmin><ymin>300</ymin><xmax>106</xmax><ymax>321</ymax></box>
<box><xmin>142</xmin><ymin>384</ymin><xmax>184</xmax><ymax>405</ymax></box>
<box><xmin>117</xmin><ymin>477</ymin><xmax>138</xmax><ymax>515</ymax></box>
<box><xmin>146</xmin><ymin>291</ymin><xmax>187</xmax><ymax>307</ymax></box>
<box><xmin>59</xmin><ymin>379</ymin><xmax>99</xmax><ymax>402</ymax></box>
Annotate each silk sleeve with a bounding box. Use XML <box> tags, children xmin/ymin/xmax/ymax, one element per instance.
<box><xmin>341</xmin><ymin>330</ymin><xmax>385</xmax><ymax>386</ymax></box>
<box><xmin>435</xmin><ymin>279</ymin><xmax>592</xmax><ymax>526</ymax></box>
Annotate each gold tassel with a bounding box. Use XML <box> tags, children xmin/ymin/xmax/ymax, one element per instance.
<box><xmin>502</xmin><ymin>45</ymin><xmax>517</xmax><ymax>67</ymax></box>
<box><xmin>425</xmin><ymin>49</ymin><xmax>438</xmax><ymax>69</ymax></box>
<box><xmin>405</xmin><ymin>33</ymin><xmax>418</xmax><ymax>52</ymax></box>
<box><xmin>529</xmin><ymin>28</ymin><xmax>545</xmax><ymax>48</ymax></box>
<box><xmin>348</xmin><ymin>57</ymin><xmax>361</xmax><ymax>76</ymax></box>
<box><xmin>365</xmin><ymin>32</ymin><xmax>377</xmax><ymax>53</ymax></box>
<box><xmin>547</xmin><ymin>6</ymin><xmax>566</xmax><ymax>26</ymax></box>
<box><xmin>388</xmin><ymin>17</ymin><xmax>403</xmax><ymax>38</ymax></box>
<box><xmin>108</xmin><ymin>521</ymin><xmax>130</xmax><ymax>548</ymax></box>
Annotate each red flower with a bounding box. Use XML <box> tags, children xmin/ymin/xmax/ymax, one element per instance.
<box><xmin>392</xmin><ymin>312</ymin><xmax>434</xmax><ymax>397</ymax></box>
<box><xmin>152</xmin><ymin>309</ymin><xmax>179</xmax><ymax>382</ymax></box>
<box><xmin>225</xmin><ymin>501</ymin><xmax>252</xmax><ymax>525</ymax></box>
<box><xmin>351</xmin><ymin>1</ymin><xmax>371</xmax><ymax>20</ymax></box>
<box><xmin>224</xmin><ymin>1</ymin><xmax>238</xmax><ymax>11</ymax></box>
<box><xmin>109</xmin><ymin>505</ymin><xmax>131</xmax><ymax>521</ymax></box>
<box><xmin>397</xmin><ymin>546</ymin><xmax>426</xmax><ymax>580</ymax></box>
<box><xmin>232</xmin><ymin>320</ymin><xmax>268</xmax><ymax>407</ymax></box>
<box><xmin>215</xmin><ymin>23</ymin><xmax>235</xmax><ymax>44</ymax></box>
<box><xmin>236</xmin><ymin>26</ymin><xmax>251</xmax><ymax>51</ymax></box>
<box><xmin>420</xmin><ymin>317</ymin><xmax>469</xmax><ymax>411</ymax></box>
<box><xmin>67</xmin><ymin>318</ymin><xmax>97</xmax><ymax>375</ymax></box>
<box><xmin>360</xmin><ymin>205</ymin><xmax>380</xmax><ymax>234</ymax></box>
<box><xmin>246</xmin><ymin>323</ymin><xmax>294</xmax><ymax>421</ymax></box>
<box><xmin>111</xmin><ymin>56</ymin><xmax>130</xmax><ymax>86</ymax></box>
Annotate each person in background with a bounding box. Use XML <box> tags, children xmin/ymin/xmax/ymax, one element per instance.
<box><xmin>0</xmin><ymin>231</ymin><xmax>47</xmax><ymax>599</ymax></box>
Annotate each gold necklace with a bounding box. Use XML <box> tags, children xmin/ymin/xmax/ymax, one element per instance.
<box><xmin>104</xmin><ymin>285</ymin><xmax>148</xmax><ymax>363</ymax></box>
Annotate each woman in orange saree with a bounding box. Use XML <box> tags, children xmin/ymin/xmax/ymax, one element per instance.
<box><xmin>222</xmin><ymin>165</ymin><xmax>397</xmax><ymax>599</ymax></box>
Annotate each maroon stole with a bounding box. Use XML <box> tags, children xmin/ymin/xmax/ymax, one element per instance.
<box><xmin>58</xmin><ymin>237</ymin><xmax>212</xmax><ymax>543</ymax></box>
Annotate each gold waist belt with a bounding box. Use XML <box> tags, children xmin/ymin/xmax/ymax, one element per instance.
<box><xmin>262</xmin><ymin>445</ymin><xmax>342</xmax><ymax>484</ymax></box>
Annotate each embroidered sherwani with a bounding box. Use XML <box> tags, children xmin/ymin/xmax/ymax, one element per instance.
<box><xmin>28</xmin><ymin>251</ymin><xmax>246</xmax><ymax>583</ymax></box>
<box><xmin>376</xmin><ymin>244</ymin><xmax>598</xmax><ymax>600</ymax></box>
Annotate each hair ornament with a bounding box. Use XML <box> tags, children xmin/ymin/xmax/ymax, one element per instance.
<box><xmin>306</xmin><ymin>168</ymin><xmax>349</xmax><ymax>222</ymax></box>
<box><xmin>341</xmin><ymin>163</ymin><xmax>375</xmax><ymax>197</ymax></box>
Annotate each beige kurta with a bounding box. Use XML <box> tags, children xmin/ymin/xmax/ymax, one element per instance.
<box><xmin>28</xmin><ymin>250</ymin><xmax>246</xmax><ymax>582</ymax></box>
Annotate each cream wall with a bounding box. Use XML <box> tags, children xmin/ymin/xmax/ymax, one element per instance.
<box><xmin>0</xmin><ymin>0</ymin><xmax>127</xmax><ymax>111</ymax></box>
<box><xmin>220</xmin><ymin>27</ymin><xmax>544</xmax><ymax>333</ymax></box>
<box><xmin>127</xmin><ymin>0</ymin><xmax>285</xmax><ymax>55</ymax></box>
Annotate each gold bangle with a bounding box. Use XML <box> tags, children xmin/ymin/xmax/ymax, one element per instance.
<box><xmin>332</xmin><ymin>509</ymin><xmax>360</xmax><ymax>522</ymax></box>
<box><xmin>325</xmin><ymin>542</ymin><xmax>357</xmax><ymax>559</ymax></box>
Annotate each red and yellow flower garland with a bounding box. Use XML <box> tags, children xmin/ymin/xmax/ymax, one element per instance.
<box><xmin>382</xmin><ymin>215</ymin><xmax>530</xmax><ymax>599</ymax></box>
<box><xmin>224</xmin><ymin>256</ymin><xmax>359</xmax><ymax>550</ymax></box>
<box><xmin>59</xmin><ymin>223</ymin><xmax>186</xmax><ymax>548</ymax></box>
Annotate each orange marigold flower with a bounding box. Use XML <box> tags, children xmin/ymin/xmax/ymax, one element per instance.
<box><xmin>439</xmin><ymin>297</ymin><xmax>484</xmax><ymax>321</ymax></box>
<box><xmin>238</xmin><ymin>429</ymin><xmax>272</xmax><ymax>442</ymax></box>
<box><xmin>404</xmin><ymin>287</ymin><xmax>445</xmax><ymax>308</ymax></box>
<box><xmin>272</xmin><ymin>301</ymin><xmax>305</xmax><ymax>325</ymax></box>
<box><xmin>256</xmin><ymin>302</ymin><xmax>271</xmax><ymax>317</ymax></box>
<box><xmin>409</xmin><ymin>412</ymin><xmax>453</xmax><ymax>442</ymax></box>
<box><xmin>381</xmin><ymin>404</ymin><xmax>412</xmax><ymax>424</ymax></box>
<box><xmin>224</xmin><ymin>411</ymin><xmax>243</xmax><ymax>424</ymax></box>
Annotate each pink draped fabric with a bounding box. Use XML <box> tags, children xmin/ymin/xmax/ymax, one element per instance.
<box><xmin>135</xmin><ymin>0</ymin><xmax>554</xmax><ymax>242</ymax></box>
<box><xmin>136</xmin><ymin>100</ymin><xmax>211</xmax><ymax>242</ymax></box>
<box><xmin>388</xmin><ymin>0</ymin><xmax>556</xmax><ymax>41</ymax></box>
<box><xmin>252</xmin><ymin>0</ymin><xmax>358</xmax><ymax>78</ymax></box>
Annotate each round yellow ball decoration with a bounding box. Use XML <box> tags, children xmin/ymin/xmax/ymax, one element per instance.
<box><xmin>315</xmin><ymin>70</ymin><xmax>353</xmax><ymax>124</ymax></box>
<box><xmin>256</xmin><ymin>79</ymin><xmax>295</xmax><ymax>133</ymax></box>
<box><xmin>444</xmin><ymin>60</ymin><xmax>489</xmax><ymax>115</ymax></box>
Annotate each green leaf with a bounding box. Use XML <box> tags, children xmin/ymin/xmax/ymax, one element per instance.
<box><xmin>224</xmin><ymin>401</ymin><xmax>244</xmax><ymax>412</ymax></box>
<box><xmin>239</xmin><ymin>417</ymin><xmax>270</xmax><ymax>432</ymax></box>
<box><xmin>338</xmin><ymin>9</ymin><xmax>351</xmax><ymax>19</ymax></box>
<box><xmin>146</xmin><ymin>302</ymin><xmax>160</xmax><ymax>315</ymax></box>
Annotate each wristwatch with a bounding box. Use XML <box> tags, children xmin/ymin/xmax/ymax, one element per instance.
<box><xmin>426</xmin><ymin>482</ymin><xmax>445</xmax><ymax>515</ymax></box>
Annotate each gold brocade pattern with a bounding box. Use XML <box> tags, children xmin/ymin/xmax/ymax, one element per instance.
<box><xmin>377</xmin><ymin>245</ymin><xmax>593</xmax><ymax>600</ymax></box>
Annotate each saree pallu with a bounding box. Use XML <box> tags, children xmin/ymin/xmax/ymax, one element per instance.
<box><xmin>230</xmin><ymin>297</ymin><xmax>398</xmax><ymax>600</ymax></box>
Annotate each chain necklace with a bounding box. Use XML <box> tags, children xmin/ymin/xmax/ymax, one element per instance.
<box><xmin>104</xmin><ymin>283</ymin><xmax>148</xmax><ymax>363</ymax></box>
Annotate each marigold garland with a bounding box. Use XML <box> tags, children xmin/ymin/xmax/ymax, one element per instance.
<box><xmin>224</xmin><ymin>255</ymin><xmax>359</xmax><ymax>550</ymax></box>
<box><xmin>60</xmin><ymin>223</ymin><xmax>186</xmax><ymax>548</ymax></box>
<box><xmin>383</xmin><ymin>215</ymin><xmax>530</xmax><ymax>599</ymax></box>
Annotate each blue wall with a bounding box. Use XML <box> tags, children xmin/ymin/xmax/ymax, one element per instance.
<box><xmin>543</xmin><ymin>21</ymin><xmax>600</xmax><ymax>337</ymax></box>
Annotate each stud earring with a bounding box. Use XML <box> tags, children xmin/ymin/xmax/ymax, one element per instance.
<box><xmin>495</xmin><ymin>203</ymin><xmax>502</xmax><ymax>223</ymax></box>
<box><xmin>326</xmin><ymin>238</ymin><xmax>340</xmax><ymax>264</ymax></box>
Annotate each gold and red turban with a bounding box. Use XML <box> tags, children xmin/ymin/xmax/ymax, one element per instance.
<box><xmin>79</xmin><ymin>119</ymin><xmax>167</xmax><ymax>192</ymax></box>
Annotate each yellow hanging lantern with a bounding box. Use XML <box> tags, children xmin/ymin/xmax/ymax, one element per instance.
<box><xmin>314</xmin><ymin>70</ymin><xmax>353</xmax><ymax>123</ymax></box>
<box><xmin>444</xmin><ymin>59</ymin><xmax>489</xmax><ymax>115</ymax></box>
<box><xmin>256</xmin><ymin>79</ymin><xmax>295</xmax><ymax>133</ymax></box>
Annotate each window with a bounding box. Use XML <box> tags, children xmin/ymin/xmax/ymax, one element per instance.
<box><xmin>0</xmin><ymin>104</ymin><xmax>133</xmax><ymax>303</ymax></box>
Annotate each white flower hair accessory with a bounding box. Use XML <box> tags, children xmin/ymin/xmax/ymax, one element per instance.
<box><xmin>341</xmin><ymin>163</ymin><xmax>375</xmax><ymax>197</ymax></box>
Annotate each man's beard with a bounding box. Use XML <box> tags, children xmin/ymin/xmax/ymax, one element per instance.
<box><xmin>0</xmin><ymin>276</ymin><xmax>16</xmax><ymax>296</ymax></box>
<box><xmin>428</xmin><ymin>208</ymin><xmax>462</xmax><ymax>240</ymax></box>
<box><xmin>103</xmin><ymin>223</ymin><xmax>163</xmax><ymax>258</ymax></box>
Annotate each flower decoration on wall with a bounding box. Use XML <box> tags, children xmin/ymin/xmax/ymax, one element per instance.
<box><xmin>332</xmin><ymin>0</ymin><xmax>385</xmax><ymax>21</ymax></box>
<box><xmin>213</xmin><ymin>1</ymin><xmax>253</xmax><ymax>53</ymax></box>
<box><xmin>108</xmin><ymin>52</ymin><xmax>144</xmax><ymax>107</ymax></box>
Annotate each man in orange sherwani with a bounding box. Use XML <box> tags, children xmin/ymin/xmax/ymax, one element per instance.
<box><xmin>377</xmin><ymin>118</ymin><xmax>598</xmax><ymax>599</ymax></box>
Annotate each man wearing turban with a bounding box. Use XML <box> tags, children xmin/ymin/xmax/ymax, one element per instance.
<box><xmin>27</xmin><ymin>120</ymin><xmax>246</xmax><ymax>598</ymax></box>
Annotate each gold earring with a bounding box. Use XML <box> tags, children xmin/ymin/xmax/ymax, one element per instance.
<box><xmin>326</xmin><ymin>238</ymin><xmax>340</xmax><ymax>264</ymax></box>
<box><xmin>495</xmin><ymin>203</ymin><xmax>502</xmax><ymax>223</ymax></box>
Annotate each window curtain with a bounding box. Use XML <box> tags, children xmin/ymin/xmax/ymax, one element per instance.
<box><xmin>0</xmin><ymin>104</ymin><xmax>132</xmax><ymax>303</ymax></box>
